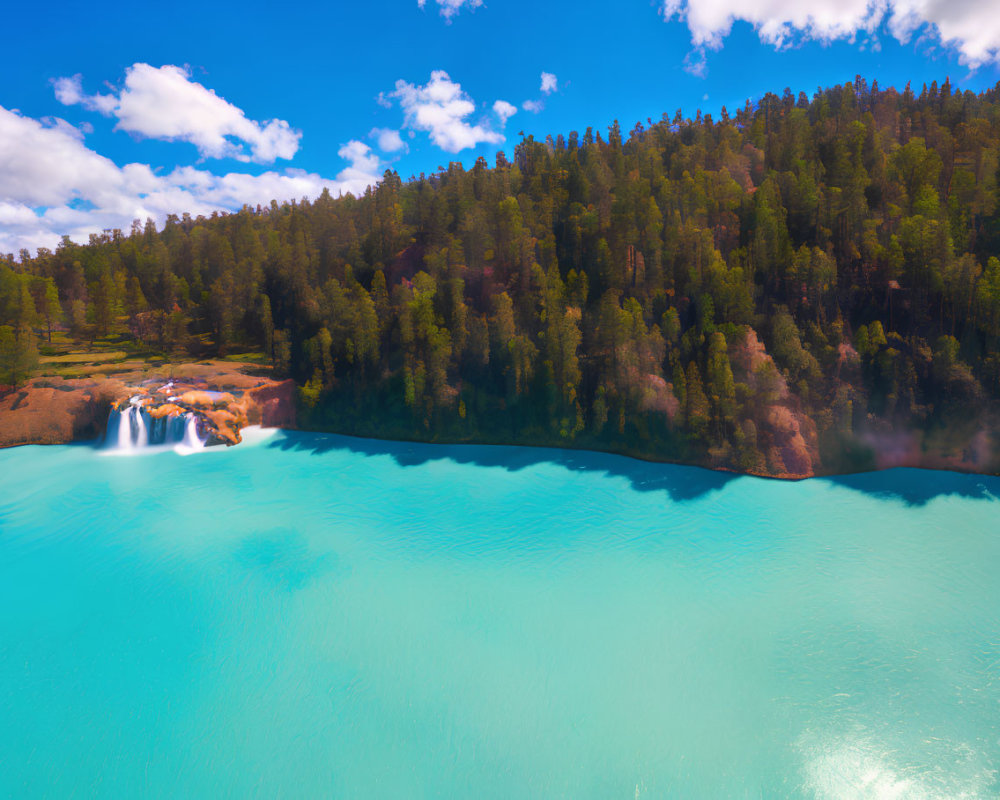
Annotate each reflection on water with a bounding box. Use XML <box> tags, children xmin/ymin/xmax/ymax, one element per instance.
<box><xmin>0</xmin><ymin>431</ymin><xmax>998</xmax><ymax>798</ymax></box>
<box><xmin>798</xmin><ymin>730</ymin><xmax>997</xmax><ymax>800</ymax></box>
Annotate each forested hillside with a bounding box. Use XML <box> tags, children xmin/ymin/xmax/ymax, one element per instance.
<box><xmin>4</xmin><ymin>76</ymin><xmax>1000</xmax><ymax>475</ymax></box>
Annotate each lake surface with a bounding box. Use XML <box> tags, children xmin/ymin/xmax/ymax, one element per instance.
<box><xmin>1</xmin><ymin>430</ymin><xmax>998</xmax><ymax>798</ymax></box>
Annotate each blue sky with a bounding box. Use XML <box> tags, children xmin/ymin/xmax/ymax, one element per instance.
<box><xmin>2</xmin><ymin>0</ymin><xmax>999</xmax><ymax>255</ymax></box>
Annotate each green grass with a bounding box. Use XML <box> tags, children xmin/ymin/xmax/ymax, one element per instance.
<box><xmin>219</xmin><ymin>352</ymin><xmax>268</xmax><ymax>364</ymax></box>
<box><xmin>39</xmin><ymin>351</ymin><xmax>129</xmax><ymax>365</ymax></box>
<box><xmin>30</xmin><ymin>325</ymin><xmax>270</xmax><ymax>382</ymax></box>
<box><xmin>38</xmin><ymin>362</ymin><xmax>147</xmax><ymax>379</ymax></box>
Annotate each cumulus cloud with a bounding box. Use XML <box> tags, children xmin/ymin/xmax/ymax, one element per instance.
<box><xmin>417</xmin><ymin>0</ymin><xmax>483</xmax><ymax>20</ymax></box>
<box><xmin>387</xmin><ymin>70</ymin><xmax>505</xmax><ymax>153</ymax></box>
<box><xmin>540</xmin><ymin>72</ymin><xmax>558</xmax><ymax>94</ymax></box>
<box><xmin>39</xmin><ymin>116</ymin><xmax>89</xmax><ymax>142</ymax></box>
<box><xmin>0</xmin><ymin>105</ymin><xmax>380</xmax><ymax>255</ymax></box>
<box><xmin>52</xmin><ymin>74</ymin><xmax>117</xmax><ymax>114</ymax></box>
<box><xmin>662</xmin><ymin>0</ymin><xmax>1000</xmax><ymax>67</ymax></box>
<box><xmin>888</xmin><ymin>0</ymin><xmax>1000</xmax><ymax>66</ymax></box>
<box><xmin>522</xmin><ymin>99</ymin><xmax>544</xmax><ymax>114</ymax></box>
<box><xmin>54</xmin><ymin>63</ymin><xmax>302</xmax><ymax>163</ymax></box>
<box><xmin>492</xmin><ymin>100</ymin><xmax>517</xmax><ymax>124</ymax></box>
<box><xmin>370</xmin><ymin>127</ymin><xmax>407</xmax><ymax>152</ymax></box>
<box><xmin>334</xmin><ymin>141</ymin><xmax>384</xmax><ymax>189</ymax></box>
<box><xmin>52</xmin><ymin>75</ymin><xmax>84</xmax><ymax>105</ymax></box>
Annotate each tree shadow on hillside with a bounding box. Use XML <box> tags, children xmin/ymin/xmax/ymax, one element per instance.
<box><xmin>267</xmin><ymin>430</ymin><xmax>737</xmax><ymax>503</ymax></box>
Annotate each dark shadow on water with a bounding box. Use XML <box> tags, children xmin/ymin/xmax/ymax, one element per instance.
<box><xmin>267</xmin><ymin>430</ymin><xmax>1000</xmax><ymax>507</ymax></box>
<box><xmin>11</xmin><ymin>428</ymin><xmax>997</xmax><ymax>507</ymax></box>
<box><xmin>267</xmin><ymin>430</ymin><xmax>738</xmax><ymax>503</ymax></box>
<box><xmin>823</xmin><ymin>468</ymin><xmax>1000</xmax><ymax>507</ymax></box>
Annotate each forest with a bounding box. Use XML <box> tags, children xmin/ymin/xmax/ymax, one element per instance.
<box><xmin>3</xmin><ymin>76</ymin><xmax>1000</xmax><ymax>475</ymax></box>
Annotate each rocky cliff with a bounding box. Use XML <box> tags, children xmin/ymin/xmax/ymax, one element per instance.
<box><xmin>0</xmin><ymin>362</ymin><xmax>295</xmax><ymax>449</ymax></box>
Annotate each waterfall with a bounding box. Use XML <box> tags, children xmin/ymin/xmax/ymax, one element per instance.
<box><xmin>178</xmin><ymin>414</ymin><xmax>206</xmax><ymax>452</ymax></box>
<box><xmin>146</xmin><ymin>413</ymin><xmax>188</xmax><ymax>446</ymax></box>
<box><xmin>104</xmin><ymin>404</ymin><xmax>207</xmax><ymax>453</ymax></box>
<box><xmin>107</xmin><ymin>406</ymin><xmax>130</xmax><ymax>450</ymax></box>
<box><xmin>106</xmin><ymin>404</ymin><xmax>148</xmax><ymax>452</ymax></box>
<box><xmin>133</xmin><ymin>406</ymin><xmax>149</xmax><ymax>448</ymax></box>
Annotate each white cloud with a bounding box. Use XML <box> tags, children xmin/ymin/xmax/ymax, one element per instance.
<box><xmin>40</xmin><ymin>116</ymin><xmax>89</xmax><ymax>142</ymax></box>
<box><xmin>683</xmin><ymin>48</ymin><xmax>708</xmax><ymax>77</ymax></box>
<box><xmin>334</xmin><ymin>141</ymin><xmax>385</xmax><ymax>190</ymax></box>
<box><xmin>662</xmin><ymin>0</ymin><xmax>1000</xmax><ymax>67</ymax></box>
<box><xmin>370</xmin><ymin>127</ymin><xmax>407</xmax><ymax>152</ymax></box>
<box><xmin>54</xmin><ymin>63</ymin><xmax>302</xmax><ymax>163</ymax></box>
<box><xmin>520</xmin><ymin>73</ymin><xmax>558</xmax><ymax>113</ymax></box>
<box><xmin>52</xmin><ymin>74</ymin><xmax>118</xmax><ymax>114</ymax></box>
<box><xmin>52</xmin><ymin>75</ymin><xmax>84</xmax><ymax>105</ymax></box>
<box><xmin>0</xmin><ymin>105</ymin><xmax>381</xmax><ymax>255</ymax></box>
<box><xmin>493</xmin><ymin>100</ymin><xmax>517</xmax><ymax>124</ymax></box>
<box><xmin>888</xmin><ymin>0</ymin><xmax>1000</xmax><ymax>66</ymax></box>
<box><xmin>388</xmin><ymin>70</ymin><xmax>504</xmax><ymax>153</ymax></box>
<box><xmin>417</xmin><ymin>0</ymin><xmax>483</xmax><ymax>20</ymax></box>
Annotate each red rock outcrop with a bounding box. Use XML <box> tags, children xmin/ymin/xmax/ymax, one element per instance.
<box><xmin>0</xmin><ymin>362</ymin><xmax>297</xmax><ymax>449</ymax></box>
<box><xmin>0</xmin><ymin>377</ymin><xmax>127</xmax><ymax>447</ymax></box>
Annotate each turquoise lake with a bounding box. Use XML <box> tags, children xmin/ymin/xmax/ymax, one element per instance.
<box><xmin>1</xmin><ymin>429</ymin><xmax>999</xmax><ymax>798</ymax></box>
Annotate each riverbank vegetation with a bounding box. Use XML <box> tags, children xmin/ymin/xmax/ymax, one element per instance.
<box><xmin>3</xmin><ymin>77</ymin><xmax>1000</xmax><ymax>474</ymax></box>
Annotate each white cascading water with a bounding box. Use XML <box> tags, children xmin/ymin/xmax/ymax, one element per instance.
<box><xmin>104</xmin><ymin>402</ymin><xmax>206</xmax><ymax>454</ymax></box>
<box><xmin>108</xmin><ymin>402</ymin><xmax>148</xmax><ymax>452</ymax></box>
<box><xmin>133</xmin><ymin>404</ymin><xmax>149</xmax><ymax>448</ymax></box>
<box><xmin>178</xmin><ymin>414</ymin><xmax>205</xmax><ymax>452</ymax></box>
<box><xmin>110</xmin><ymin>406</ymin><xmax>131</xmax><ymax>450</ymax></box>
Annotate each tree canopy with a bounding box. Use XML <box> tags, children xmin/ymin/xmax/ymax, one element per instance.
<box><xmin>5</xmin><ymin>76</ymin><xmax>1000</xmax><ymax>473</ymax></box>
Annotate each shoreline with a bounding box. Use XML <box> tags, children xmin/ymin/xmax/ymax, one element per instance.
<box><xmin>4</xmin><ymin>386</ymin><xmax>998</xmax><ymax>482</ymax></box>
<box><xmin>264</xmin><ymin>424</ymin><xmax>1000</xmax><ymax>482</ymax></box>
<box><xmin>0</xmin><ymin>362</ymin><xmax>295</xmax><ymax>452</ymax></box>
